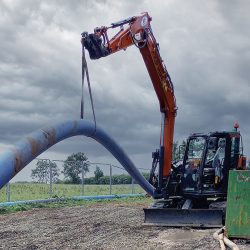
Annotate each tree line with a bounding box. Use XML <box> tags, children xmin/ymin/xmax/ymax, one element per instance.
<box><xmin>84</xmin><ymin>171</ymin><xmax>150</xmax><ymax>185</ymax></box>
<box><xmin>31</xmin><ymin>152</ymin><xmax>150</xmax><ymax>185</ymax></box>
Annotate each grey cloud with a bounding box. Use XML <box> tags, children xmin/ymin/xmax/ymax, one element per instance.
<box><xmin>0</xmin><ymin>0</ymin><xmax>250</xmax><ymax>181</ymax></box>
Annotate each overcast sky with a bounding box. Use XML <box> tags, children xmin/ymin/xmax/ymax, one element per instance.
<box><xmin>0</xmin><ymin>0</ymin><xmax>249</xmax><ymax>181</ymax></box>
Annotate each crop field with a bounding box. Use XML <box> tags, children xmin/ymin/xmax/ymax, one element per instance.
<box><xmin>0</xmin><ymin>183</ymin><xmax>145</xmax><ymax>202</ymax></box>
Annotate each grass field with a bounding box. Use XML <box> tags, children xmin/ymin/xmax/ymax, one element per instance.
<box><xmin>0</xmin><ymin>183</ymin><xmax>145</xmax><ymax>202</ymax></box>
<box><xmin>0</xmin><ymin>195</ymin><xmax>151</xmax><ymax>216</ymax></box>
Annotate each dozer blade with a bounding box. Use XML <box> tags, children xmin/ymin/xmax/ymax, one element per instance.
<box><xmin>144</xmin><ymin>208</ymin><xmax>224</xmax><ymax>228</ymax></box>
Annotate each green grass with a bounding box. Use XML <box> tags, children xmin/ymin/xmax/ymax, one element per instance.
<box><xmin>0</xmin><ymin>183</ymin><xmax>145</xmax><ymax>202</ymax></box>
<box><xmin>0</xmin><ymin>196</ymin><xmax>152</xmax><ymax>215</ymax></box>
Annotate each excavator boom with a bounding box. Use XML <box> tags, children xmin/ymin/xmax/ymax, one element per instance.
<box><xmin>82</xmin><ymin>13</ymin><xmax>177</xmax><ymax>197</ymax></box>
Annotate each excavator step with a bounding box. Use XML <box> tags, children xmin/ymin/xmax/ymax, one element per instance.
<box><xmin>144</xmin><ymin>208</ymin><xmax>224</xmax><ymax>228</ymax></box>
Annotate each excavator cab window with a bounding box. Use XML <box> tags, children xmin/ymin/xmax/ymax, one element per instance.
<box><xmin>230</xmin><ymin>135</ymin><xmax>240</xmax><ymax>169</ymax></box>
<box><xmin>183</xmin><ymin>136</ymin><xmax>205</xmax><ymax>190</ymax></box>
<box><xmin>205</xmin><ymin>137</ymin><xmax>217</xmax><ymax>167</ymax></box>
<box><xmin>212</xmin><ymin>138</ymin><xmax>226</xmax><ymax>185</ymax></box>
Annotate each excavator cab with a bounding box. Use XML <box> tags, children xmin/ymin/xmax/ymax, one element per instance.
<box><xmin>149</xmin><ymin>129</ymin><xmax>245</xmax><ymax>199</ymax></box>
<box><xmin>181</xmin><ymin>130</ymin><xmax>244</xmax><ymax>199</ymax></box>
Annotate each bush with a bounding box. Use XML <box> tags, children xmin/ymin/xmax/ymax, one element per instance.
<box><xmin>84</xmin><ymin>174</ymin><xmax>133</xmax><ymax>185</ymax></box>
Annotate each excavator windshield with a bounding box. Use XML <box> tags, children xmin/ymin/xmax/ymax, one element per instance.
<box><xmin>187</xmin><ymin>137</ymin><xmax>206</xmax><ymax>161</ymax></box>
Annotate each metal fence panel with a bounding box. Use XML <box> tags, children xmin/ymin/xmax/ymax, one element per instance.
<box><xmin>0</xmin><ymin>159</ymin><xmax>149</xmax><ymax>202</ymax></box>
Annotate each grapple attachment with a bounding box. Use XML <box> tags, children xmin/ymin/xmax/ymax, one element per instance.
<box><xmin>81</xmin><ymin>32</ymin><xmax>110</xmax><ymax>60</ymax></box>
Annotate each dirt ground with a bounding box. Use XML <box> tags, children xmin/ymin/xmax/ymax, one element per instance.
<box><xmin>0</xmin><ymin>202</ymin><xmax>249</xmax><ymax>250</ymax></box>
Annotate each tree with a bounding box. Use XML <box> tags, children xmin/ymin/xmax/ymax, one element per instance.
<box><xmin>94</xmin><ymin>166</ymin><xmax>104</xmax><ymax>184</ymax></box>
<box><xmin>62</xmin><ymin>152</ymin><xmax>89</xmax><ymax>184</ymax></box>
<box><xmin>31</xmin><ymin>160</ymin><xmax>59</xmax><ymax>183</ymax></box>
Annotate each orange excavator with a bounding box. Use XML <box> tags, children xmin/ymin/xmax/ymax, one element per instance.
<box><xmin>82</xmin><ymin>12</ymin><xmax>247</xmax><ymax>227</ymax></box>
<box><xmin>82</xmin><ymin>12</ymin><xmax>177</xmax><ymax>197</ymax></box>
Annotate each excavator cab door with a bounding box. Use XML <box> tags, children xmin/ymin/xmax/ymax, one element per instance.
<box><xmin>181</xmin><ymin>135</ymin><xmax>206</xmax><ymax>194</ymax></box>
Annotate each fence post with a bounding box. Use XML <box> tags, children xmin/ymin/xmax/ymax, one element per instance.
<box><xmin>49</xmin><ymin>161</ymin><xmax>53</xmax><ymax>198</ymax></box>
<box><xmin>109</xmin><ymin>164</ymin><xmax>112</xmax><ymax>195</ymax></box>
<box><xmin>132</xmin><ymin>178</ymin><xmax>135</xmax><ymax>194</ymax></box>
<box><xmin>81</xmin><ymin>165</ymin><xmax>85</xmax><ymax>196</ymax></box>
<box><xmin>6</xmin><ymin>182</ymin><xmax>10</xmax><ymax>202</ymax></box>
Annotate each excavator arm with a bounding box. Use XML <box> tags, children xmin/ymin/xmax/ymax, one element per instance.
<box><xmin>82</xmin><ymin>12</ymin><xmax>177</xmax><ymax>196</ymax></box>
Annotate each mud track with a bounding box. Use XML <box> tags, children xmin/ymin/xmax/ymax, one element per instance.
<box><xmin>0</xmin><ymin>202</ymin><xmax>248</xmax><ymax>249</ymax></box>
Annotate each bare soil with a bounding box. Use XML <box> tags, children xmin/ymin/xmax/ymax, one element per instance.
<box><xmin>0</xmin><ymin>202</ymin><xmax>249</xmax><ymax>250</ymax></box>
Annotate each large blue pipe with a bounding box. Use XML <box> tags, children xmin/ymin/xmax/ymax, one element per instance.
<box><xmin>0</xmin><ymin>120</ymin><xmax>155</xmax><ymax>195</ymax></box>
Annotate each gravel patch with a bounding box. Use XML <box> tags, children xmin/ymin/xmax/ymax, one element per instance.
<box><xmin>0</xmin><ymin>203</ymin><xmax>249</xmax><ymax>249</ymax></box>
